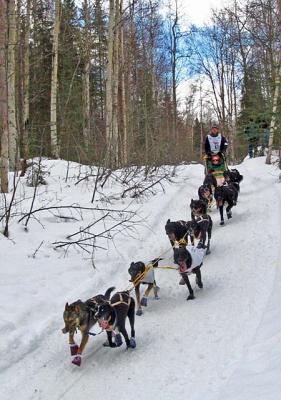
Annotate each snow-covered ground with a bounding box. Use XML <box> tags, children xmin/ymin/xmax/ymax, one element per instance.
<box><xmin>1</xmin><ymin>157</ymin><xmax>281</xmax><ymax>400</ymax></box>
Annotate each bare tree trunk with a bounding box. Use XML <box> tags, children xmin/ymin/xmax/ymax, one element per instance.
<box><xmin>50</xmin><ymin>0</ymin><xmax>61</xmax><ymax>159</ymax></box>
<box><xmin>23</xmin><ymin>0</ymin><xmax>31</xmax><ymax>160</ymax></box>
<box><xmin>112</xmin><ymin>0</ymin><xmax>119</xmax><ymax>167</ymax></box>
<box><xmin>0</xmin><ymin>0</ymin><xmax>9</xmax><ymax>192</ymax></box>
<box><xmin>120</xmin><ymin>2</ymin><xmax>128</xmax><ymax>165</ymax></box>
<box><xmin>7</xmin><ymin>0</ymin><xmax>18</xmax><ymax>170</ymax></box>
<box><xmin>199</xmin><ymin>82</ymin><xmax>204</xmax><ymax>157</ymax></box>
<box><xmin>171</xmin><ymin>0</ymin><xmax>178</xmax><ymax>142</ymax></box>
<box><xmin>82</xmin><ymin>0</ymin><xmax>91</xmax><ymax>153</ymax></box>
<box><xmin>105</xmin><ymin>0</ymin><xmax>115</xmax><ymax>167</ymax></box>
<box><xmin>266</xmin><ymin>62</ymin><xmax>280</xmax><ymax>164</ymax></box>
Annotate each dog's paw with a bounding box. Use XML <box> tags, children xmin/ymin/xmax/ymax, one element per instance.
<box><xmin>140</xmin><ymin>297</ymin><xmax>147</xmax><ymax>307</ymax></box>
<box><xmin>186</xmin><ymin>293</ymin><xmax>195</xmax><ymax>301</ymax></box>
<box><xmin>127</xmin><ymin>337</ymin><xmax>136</xmax><ymax>349</ymax></box>
<box><xmin>220</xmin><ymin>221</ymin><xmax>225</xmax><ymax>226</ymax></box>
<box><xmin>206</xmin><ymin>249</ymin><xmax>211</xmax><ymax>255</ymax></box>
<box><xmin>136</xmin><ymin>309</ymin><xmax>143</xmax><ymax>316</ymax></box>
<box><xmin>70</xmin><ymin>344</ymin><xmax>78</xmax><ymax>356</ymax></box>
<box><xmin>72</xmin><ymin>355</ymin><xmax>81</xmax><ymax>366</ymax></box>
<box><xmin>227</xmin><ymin>212</ymin><xmax>232</xmax><ymax>219</ymax></box>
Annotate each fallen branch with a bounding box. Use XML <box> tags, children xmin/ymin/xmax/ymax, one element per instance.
<box><xmin>18</xmin><ymin>204</ymin><xmax>133</xmax><ymax>224</ymax></box>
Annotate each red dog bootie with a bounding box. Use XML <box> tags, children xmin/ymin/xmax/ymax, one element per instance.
<box><xmin>70</xmin><ymin>344</ymin><xmax>78</xmax><ymax>356</ymax></box>
<box><xmin>72</xmin><ymin>355</ymin><xmax>81</xmax><ymax>366</ymax></box>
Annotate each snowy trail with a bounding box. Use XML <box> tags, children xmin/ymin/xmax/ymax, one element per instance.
<box><xmin>1</xmin><ymin>158</ymin><xmax>281</xmax><ymax>400</ymax></box>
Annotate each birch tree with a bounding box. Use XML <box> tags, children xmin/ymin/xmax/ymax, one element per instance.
<box><xmin>23</xmin><ymin>0</ymin><xmax>31</xmax><ymax>160</ymax></box>
<box><xmin>105</xmin><ymin>0</ymin><xmax>117</xmax><ymax>168</ymax></box>
<box><xmin>7</xmin><ymin>0</ymin><xmax>18</xmax><ymax>170</ymax></box>
<box><xmin>50</xmin><ymin>0</ymin><xmax>61</xmax><ymax>158</ymax></box>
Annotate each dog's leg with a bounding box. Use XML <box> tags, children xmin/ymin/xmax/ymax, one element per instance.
<box><xmin>72</xmin><ymin>333</ymin><xmax>89</xmax><ymax>366</ymax></box>
<box><xmin>219</xmin><ymin>205</ymin><xmax>224</xmax><ymax>225</ymax></box>
<box><xmin>135</xmin><ymin>284</ymin><xmax>142</xmax><ymax>316</ymax></box>
<box><xmin>226</xmin><ymin>201</ymin><xmax>233</xmax><ymax>219</ymax></box>
<box><xmin>69</xmin><ymin>332</ymin><xmax>78</xmax><ymax>356</ymax></box>
<box><xmin>141</xmin><ymin>283</ymin><xmax>153</xmax><ymax>306</ymax></box>
<box><xmin>103</xmin><ymin>330</ymin><xmax>117</xmax><ymax>348</ymax></box>
<box><xmin>181</xmin><ymin>273</ymin><xmax>195</xmax><ymax>300</ymax></box>
<box><xmin>194</xmin><ymin>267</ymin><xmax>203</xmax><ymax>289</ymax></box>
<box><xmin>127</xmin><ymin>298</ymin><xmax>136</xmax><ymax>348</ymax></box>
<box><xmin>206</xmin><ymin>220</ymin><xmax>212</xmax><ymax>254</ymax></box>
<box><xmin>153</xmin><ymin>280</ymin><xmax>159</xmax><ymax>299</ymax></box>
<box><xmin>115</xmin><ymin>306</ymin><xmax>130</xmax><ymax>348</ymax></box>
<box><xmin>118</xmin><ymin>322</ymin><xmax>131</xmax><ymax>348</ymax></box>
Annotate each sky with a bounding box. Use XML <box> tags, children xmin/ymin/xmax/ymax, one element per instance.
<box><xmin>179</xmin><ymin>0</ymin><xmax>228</xmax><ymax>26</ymax></box>
<box><xmin>1</xmin><ymin>156</ymin><xmax>281</xmax><ymax>400</ymax></box>
<box><xmin>176</xmin><ymin>0</ymin><xmax>230</xmax><ymax>111</ymax></box>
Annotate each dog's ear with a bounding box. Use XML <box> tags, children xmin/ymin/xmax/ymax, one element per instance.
<box><xmin>130</xmin><ymin>262</ymin><xmax>135</xmax><ymax>267</ymax></box>
<box><xmin>166</xmin><ymin>218</ymin><xmax>170</xmax><ymax>224</ymax></box>
<box><xmin>65</xmin><ymin>302</ymin><xmax>69</xmax><ymax>310</ymax></box>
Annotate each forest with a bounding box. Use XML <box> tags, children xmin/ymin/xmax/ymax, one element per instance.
<box><xmin>0</xmin><ymin>0</ymin><xmax>281</xmax><ymax>193</ymax></box>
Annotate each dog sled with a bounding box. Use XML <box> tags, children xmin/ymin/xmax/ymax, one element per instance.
<box><xmin>205</xmin><ymin>153</ymin><xmax>227</xmax><ymax>186</ymax></box>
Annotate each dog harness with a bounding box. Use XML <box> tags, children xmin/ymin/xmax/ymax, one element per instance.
<box><xmin>99</xmin><ymin>293</ymin><xmax>131</xmax><ymax>332</ymax></box>
<box><xmin>110</xmin><ymin>292</ymin><xmax>132</xmax><ymax>308</ymax></box>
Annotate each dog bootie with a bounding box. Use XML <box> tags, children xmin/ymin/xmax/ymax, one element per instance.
<box><xmin>72</xmin><ymin>355</ymin><xmax>81</xmax><ymax>366</ymax></box>
<box><xmin>114</xmin><ymin>333</ymin><xmax>123</xmax><ymax>347</ymax></box>
<box><xmin>140</xmin><ymin>297</ymin><xmax>147</xmax><ymax>307</ymax></box>
<box><xmin>70</xmin><ymin>344</ymin><xmax>78</xmax><ymax>356</ymax></box>
<box><xmin>128</xmin><ymin>337</ymin><xmax>136</xmax><ymax>349</ymax></box>
<box><xmin>186</xmin><ymin>293</ymin><xmax>195</xmax><ymax>301</ymax></box>
<box><xmin>136</xmin><ymin>309</ymin><xmax>143</xmax><ymax>316</ymax></box>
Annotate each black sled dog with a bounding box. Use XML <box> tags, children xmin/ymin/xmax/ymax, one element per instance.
<box><xmin>95</xmin><ymin>291</ymin><xmax>136</xmax><ymax>349</ymax></box>
<box><xmin>214</xmin><ymin>185</ymin><xmax>238</xmax><ymax>225</ymax></box>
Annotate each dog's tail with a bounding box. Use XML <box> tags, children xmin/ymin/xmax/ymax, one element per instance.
<box><xmin>104</xmin><ymin>286</ymin><xmax>115</xmax><ymax>300</ymax></box>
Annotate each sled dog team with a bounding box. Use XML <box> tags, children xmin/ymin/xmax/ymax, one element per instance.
<box><xmin>62</xmin><ymin>168</ymin><xmax>243</xmax><ymax>366</ymax></box>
